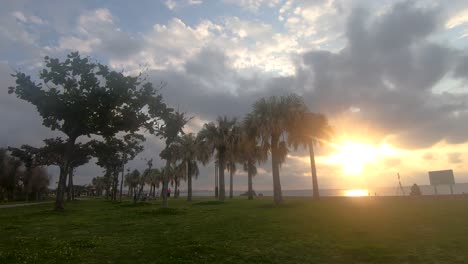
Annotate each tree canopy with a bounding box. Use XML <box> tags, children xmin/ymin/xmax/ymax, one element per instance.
<box><xmin>8</xmin><ymin>52</ymin><xmax>169</xmax><ymax>210</ymax></box>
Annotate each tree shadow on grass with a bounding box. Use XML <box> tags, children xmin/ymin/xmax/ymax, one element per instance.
<box><xmin>191</xmin><ymin>201</ymin><xmax>225</xmax><ymax>206</ymax></box>
<box><xmin>139</xmin><ymin>208</ymin><xmax>187</xmax><ymax>216</ymax></box>
<box><xmin>256</xmin><ymin>202</ymin><xmax>299</xmax><ymax>209</ymax></box>
<box><xmin>19</xmin><ymin>208</ymin><xmax>75</xmax><ymax>219</ymax></box>
<box><xmin>119</xmin><ymin>202</ymin><xmax>152</xmax><ymax>208</ymax></box>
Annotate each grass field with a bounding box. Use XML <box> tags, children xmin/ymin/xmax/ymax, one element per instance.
<box><xmin>1</xmin><ymin>197</ymin><xmax>468</xmax><ymax>263</ymax></box>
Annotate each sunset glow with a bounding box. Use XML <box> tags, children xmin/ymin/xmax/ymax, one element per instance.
<box><xmin>323</xmin><ymin>141</ymin><xmax>399</xmax><ymax>176</ymax></box>
<box><xmin>344</xmin><ymin>189</ymin><xmax>369</xmax><ymax>197</ymax></box>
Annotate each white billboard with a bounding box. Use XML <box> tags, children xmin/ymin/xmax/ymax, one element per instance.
<box><xmin>428</xmin><ymin>170</ymin><xmax>455</xmax><ymax>185</ymax></box>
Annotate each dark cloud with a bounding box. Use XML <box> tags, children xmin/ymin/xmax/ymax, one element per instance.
<box><xmin>298</xmin><ymin>2</ymin><xmax>468</xmax><ymax>148</ymax></box>
<box><xmin>373</xmin><ymin>2</ymin><xmax>438</xmax><ymax>53</ymax></box>
<box><xmin>454</xmin><ymin>54</ymin><xmax>468</xmax><ymax>80</ymax></box>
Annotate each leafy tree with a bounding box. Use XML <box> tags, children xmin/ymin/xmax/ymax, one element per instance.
<box><xmin>0</xmin><ymin>149</ymin><xmax>22</xmax><ymax>201</ymax></box>
<box><xmin>67</xmin><ymin>143</ymin><xmax>93</xmax><ymax>201</ymax></box>
<box><xmin>0</xmin><ymin>149</ymin><xmax>49</xmax><ymax>202</ymax></box>
<box><xmin>8</xmin><ymin>52</ymin><xmax>167</xmax><ymax>210</ymax></box>
<box><xmin>92</xmin><ymin>134</ymin><xmax>143</xmax><ymax>201</ymax></box>
<box><xmin>0</xmin><ymin>149</ymin><xmax>5</xmax><ymax>200</ymax></box>
<box><xmin>198</xmin><ymin>116</ymin><xmax>237</xmax><ymax>201</ymax></box>
<box><xmin>92</xmin><ymin>134</ymin><xmax>144</xmax><ymax>201</ymax></box>
<box><xmin>8</xmin><ymin>145</ymin><xmax>40</xmax><ymax>201</ymax></box>
<box><xmin>29</xmin><ymin>167</ymin><xmax>50</xmax><ymax>201</ymax></box>
<box><xmin>289</xmin><ymin>113</ymin><xmax>331</xmax><ymax>200</ymax></box>
<box><xmin>34</xmin><ymin>138</ymin><xmax>93</xmax><ymax>200</ymax></box>
<box><xmin>246</xmin><ymin>95</ymin><xmax>307</xmax><ymax>204</ymax></box>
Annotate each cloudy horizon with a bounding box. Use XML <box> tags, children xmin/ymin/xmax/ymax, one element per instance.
<box><xmin>1</xmin><ymin>0</ymin><xmax>468</xmax><ymax>192</ymax></box>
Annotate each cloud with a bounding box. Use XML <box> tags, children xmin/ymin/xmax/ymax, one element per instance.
<box><xmin>11</xmin><ymin>11</ymin><xmax>45</xmax><ymax>25</ymax></box>
<box><xmin>224</xmin><ymin>0</ymin><xmax>281</xmax><ymax>12</ymax></box>
<box><xmin>55</xmin><ymin>8</ymin><xmax>143</xmax><ymax>60</ymax></box>
<box><xmin>164</xmin><ymin>0</ymin><xmax>203</xmax><ymax>11</ymax></box>
<box><xmin>422</xmin><ymin>152</ymin><xmax>435</xmax><ymax>161</ymax></box>
<box><xmin>446</xmin><ymin>9</ymin><xmax>468</xmax><ymax>29</ymax></box>
<box><xmin>455</xmin><ymin>54</ymin><xmax>468</xmax><ymax>80</ymax></box>
<box><xmin>447</xmin><ymin>152</ymin><xmax>463</xmax><ymax>164</ymax></box>
<box><xmin>295</xmin><ymin>2</ymin><xmax>468</xmax><ymax>149</ymax></box>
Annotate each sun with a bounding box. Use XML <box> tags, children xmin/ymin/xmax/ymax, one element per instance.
<box><xmin>344</xmin><ymin>189</ymin><xmax>369</xmax><ymax>197</ymax></box>
<box><xmin>323</xmin><ymin>141</ymin><xmax>398</xmax><ymax>176</ymax></box>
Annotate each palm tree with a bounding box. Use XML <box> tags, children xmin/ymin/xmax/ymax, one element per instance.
<box><xmin>289</xmin><ymin>112</ymin><xmax>331</xmax><ymax>200</ymax></box>
<box><xmin>171</xmin><ymin>162</ymin><xmax>186</xmax><ymax>198</ymax></box>
<box><xmin>246</xmin><ymin>95</ymin><xmax>307</xmax><ymax>204</ymax></box>
<box><xmin>146</xmin><ymin>168</ymin><xmax>162</xmax><ymax>198</ymax></box>
<box><xmin>124</xmin><ymin>169</ymin><xmax>141</xmax><ymax>198</ymax></box>
<box><xmin>226</xmin><ymin>124</ymin><xmax>241</xmax><ymax>199</ymax></box>
<box><xmin>173</xmin><ymin>133</ymin><xmax>210</xmax><ymax>202</ymax></box>
<box><xmin>198</xmin><ymin>116</ymin><xmax>237</xmax><ymax>201</ymax></box>
<box><xmin>226</xmin><ymin>161</ymin><xmax>236</xmax><ymax>199</ymax></box>
<box><xmin>91</xmin><ymin>176</ymin><xmax>106</xmax><ymax>196</ymax></box>
<box><xmin>239</xmin><ymin>118</ymin><xmax>268</xmax><ymax>200</ymax></box>
<box><xmin>135</xmin><ymin>160</ymin><xmax>152</xmax><ymax>203</ymax></box>
<box><xmin>156</xmin><ymin>111</ymin><xmax>189</xmax><ymax>208</ymax></box>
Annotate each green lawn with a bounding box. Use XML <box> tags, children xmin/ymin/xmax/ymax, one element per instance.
<box><xmin>1</xmin><ymin>197</ymin><xmax>468</xmax><ymax>263</ymax></box>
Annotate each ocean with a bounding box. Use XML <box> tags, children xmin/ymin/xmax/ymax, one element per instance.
<box><xmin>176</xmin><ymin>183</ymin><xmax>468</xmax><ymax>197</ymax></box>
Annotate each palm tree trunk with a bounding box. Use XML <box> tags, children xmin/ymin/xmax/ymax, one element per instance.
<box><xmin>229</xmin><ymin>167</ymin><xmax>233</xmax><ymax>199</ymax></box>
<box><xmin>174</xmin><ymin>181</ymin><xmax>179</xmax><ymax>199</ymax></box>
<box><xmin>309</xmin><ymin>142</ymin><xmax>320</xmax><ymax>200</ymax></box>
<box><xmin>218</xmin><ymin>154</ymin><xmax>225</xmax><ymax>201</ymax></box>
<box><xmin>187</xmin><ymin>161</ymin><xmax>192</xmax><ymax>202</ymax></box>
<box><xmin>248</xmin><ymin>160</ymin><xmax>253</xmax><ymax>200</ymax></box>
<box><xmin>162</xmin><ymin>159</ymin><xmax>170</xmax><ymax>208</ymax></box>
<box><xmin>271</xmin><ymin>135</ymin><xmax>282</xmax><ymax>205</ymax></box>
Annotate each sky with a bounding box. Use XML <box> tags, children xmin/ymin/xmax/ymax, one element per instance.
<box><xmin>1</xmin><ymin>0</ymin><xmax>468</xmax><ymax>192</ymax></box>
